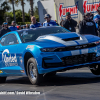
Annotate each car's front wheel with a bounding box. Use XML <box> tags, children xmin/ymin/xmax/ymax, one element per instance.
<box><xmin>27</xmin><ymin>57</ymin><xmax>43</xmax><ymax>85</ymax></box>
<box><xmin>90</xmin><ymin>64</ymin><xmax>100</xmax><ymax>75</ymax></box>
<box><xmin>0</xmin><ymin>77</ymin><xmax>7</xmax><ymax>83</ymax></box>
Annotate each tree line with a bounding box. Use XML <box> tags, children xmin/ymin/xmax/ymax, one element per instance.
<box><xmin>0</xmin><ymin>0</ymin><xmax>39</xmax><ymax>25</ymax></box>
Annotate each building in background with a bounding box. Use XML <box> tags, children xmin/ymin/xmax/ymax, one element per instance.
<box><xmin>38</xmin><ymin>0</ymin><xmax>100</xmax><ymax>24</ymax></box>
<box><xmin>38</xmin><ymin>0</ymin><xmax>56</xmax><ymax>23</ymax></box>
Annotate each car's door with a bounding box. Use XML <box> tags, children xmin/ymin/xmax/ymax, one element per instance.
<box><xmin>0</xmin><ymin>33</ymin><xmax>19</xmax><ymax>68</ymax></box>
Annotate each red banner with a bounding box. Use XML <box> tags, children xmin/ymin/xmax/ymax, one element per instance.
<box><xmin>83</xmin><ymin>0</ymin><xmax>100</xmax><ymax>13</ymax></box>
<box><xmin>59</xmin><ymin>2</ymin><xmax>78</xmax><ymax>19</ymax></box>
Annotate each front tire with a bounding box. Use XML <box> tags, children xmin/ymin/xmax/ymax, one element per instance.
<box><xmin>90</xmin><ymin>64</ymin><xmax>100</xmax><ymax>75</ymax></box>
<box><xmin>27</xmin><ymin>58</ymin><xmax>43</xmax><ymax>85</ymax></box>
<box><xmin>0</xmin><ymin>77</ymin><xmax>7</xmax><ymax>83</ymax></box>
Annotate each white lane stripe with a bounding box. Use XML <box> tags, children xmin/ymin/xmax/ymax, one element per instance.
<box><xmin>37</xmin><ymin>36</ymin><xmax>78</xmax><ymax>46</ymax></box>
<box><xmin>43</xmin><ymin>89</ymin><xmax>46</xmax><ymax>100</ymax></box>
<box><xmin>36</xmin><ymin>87</ymin><xmax>58</xmax><ymax>99</ymax></box>
<box><xmin>0</xmin><ymin>85</ymin><xmax>5</xmax><ymax>87</ymax></box>
<box><xmin>81</xmin><ymin>49</ymin><xmax>88</xmax><ymax>54</ymax></box>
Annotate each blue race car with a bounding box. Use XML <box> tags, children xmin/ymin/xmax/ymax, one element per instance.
<box><xmin>0</xmin><ymin>26</ymin><xmax>100</xmax><ymax>85</ymax></box>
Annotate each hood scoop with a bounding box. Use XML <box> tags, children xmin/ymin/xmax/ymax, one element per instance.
<box><xmin>62</xmin><ymin>37</ymin><xmax>80</xmax><ymax>41</ymax></box>
<box><xmin>49</xmin><ymin>33</ymin><xmax>80</xmax><ymax>41</ymax></box>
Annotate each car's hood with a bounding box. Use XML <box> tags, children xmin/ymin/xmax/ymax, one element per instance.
<box><xmin>25</xmin><ymin>33</ymin><xmax>100</xmax><ymax>48</ymax></box>
<box><xmin>84</xmin><ymin>35</ymin><xmax>100</xmax><ymax>42</ymax></box>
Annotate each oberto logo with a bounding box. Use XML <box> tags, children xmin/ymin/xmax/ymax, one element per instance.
<box><xmin>2</xmin><ymin>49</ymin><xmax>17</xmax><ymax>63</ymax></box>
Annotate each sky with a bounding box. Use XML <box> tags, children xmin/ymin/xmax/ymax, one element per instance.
<box><xmin>0</xmin><ymin>0</ymin><xmax>39</xmax><ymax>13</ymax></box>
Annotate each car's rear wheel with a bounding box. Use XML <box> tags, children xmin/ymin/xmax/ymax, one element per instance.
<box><xmin>0</xmin><ymin>77</ymin><xmax>7</xmax><ymax>83</ymax></box>
<box><xmin>90</xmin><ymin>64</ymin><xmax>100</xmax><ymax>75</ymax></box>
<box><xmin>27</xmin><ymin>57</ymin><xmax>43</xmax><ymax>85</ymax></box>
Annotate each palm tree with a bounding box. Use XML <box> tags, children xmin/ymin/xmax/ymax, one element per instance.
<box><xmin>12</xmin><ymin>0</ymin><xmax>16</xmax><ymax>22</ymax></box>
<box><xmin>27</xmin><ymin>0</ymin><xmax>34</xmax><ymax>17</ymax></box>
<box><xmin>8</xmin><ymin>0</ymin><xmax>19</xmax><ymax>23</ymax></box>
<box><xmin>1</xmin><ymin>1</ymin><xmax>11</xmax><ymax>12</ymax></box>
<box><xmin>8</xmin><ymin>0</ymin><xmax>25</xmax><ymax>22</ymax></box>
<box><xmin>18</xmin><ymin>0</ymin><xmax>25</xmax><ymax>22</ymax></box>
<box><xmin>0</xmin><ymin>1</ymin><xmax>11</xmax><ymax>23</ymax></box>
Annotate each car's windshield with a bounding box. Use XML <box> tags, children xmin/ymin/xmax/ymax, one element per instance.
<box><xmin>18</xmin><ymin>27</ymin><xmax>69</xmax><ymax>43</ymax></box>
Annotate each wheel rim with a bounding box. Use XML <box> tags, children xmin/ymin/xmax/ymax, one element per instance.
<box><xmin>29</xmin><ymin>63</ymin><xmax>37</xmax><ymax>81</ymax></box>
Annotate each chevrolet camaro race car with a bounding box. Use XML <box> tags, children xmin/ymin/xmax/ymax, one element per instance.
<box><xmin>0</xmin><ymin>26</ymin><xmax>100</xmax><ymax>85</ymax></box>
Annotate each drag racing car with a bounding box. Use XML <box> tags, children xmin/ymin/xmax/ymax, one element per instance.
<box><xmin>0</xmin><ymin>26</ymin><xmax>100</xmax><ymax>85</ymax></box>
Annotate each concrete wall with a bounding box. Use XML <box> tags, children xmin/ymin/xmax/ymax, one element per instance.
<box><xmin>38</xmin><ymin>0</ymin><xmax>56</xmax><ymax>23</ymax></box>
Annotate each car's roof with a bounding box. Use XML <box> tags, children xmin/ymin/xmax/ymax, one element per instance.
<box><xmin>16</xmin><ymin>26</ymin><xmax>61</xmax><ymax>32</ymax></box>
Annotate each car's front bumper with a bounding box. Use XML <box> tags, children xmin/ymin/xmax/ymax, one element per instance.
<box><xmin>37</xmin><ymin>45</ymin><xmax>100</xmax><ymax>74</ymax></box>
<box><xmin>39</xmin><ymin>61</ymin><xmax>100</xmax><ymax>74</ymax></box>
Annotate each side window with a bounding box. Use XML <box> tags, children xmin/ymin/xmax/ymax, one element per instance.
<box><xmin>1</xmin><ymin>34</ymin><xmax>18</xmax><ymax>46</ymax></box>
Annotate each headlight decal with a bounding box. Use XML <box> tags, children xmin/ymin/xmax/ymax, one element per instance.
<box><xmin>40</xmin><ymin>48</ymin><xmax>57</xmax><ymax>52</ymax></box>
<box><xmin>40</xmin><ymin>40</ymin><xmax>100</xmax><ymax>52</ymax></box>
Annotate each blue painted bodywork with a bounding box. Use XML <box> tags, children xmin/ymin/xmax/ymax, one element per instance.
<box><xmin>0</xmin><ymin>26</ymin><xmax>100</xmax><ymax>77</ymax></box>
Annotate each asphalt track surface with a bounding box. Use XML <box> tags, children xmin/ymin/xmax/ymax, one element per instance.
<box><xmin>0</xmin><ymin>67</ymin><xmax>100</xmax><ymax>100</ymax></box>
